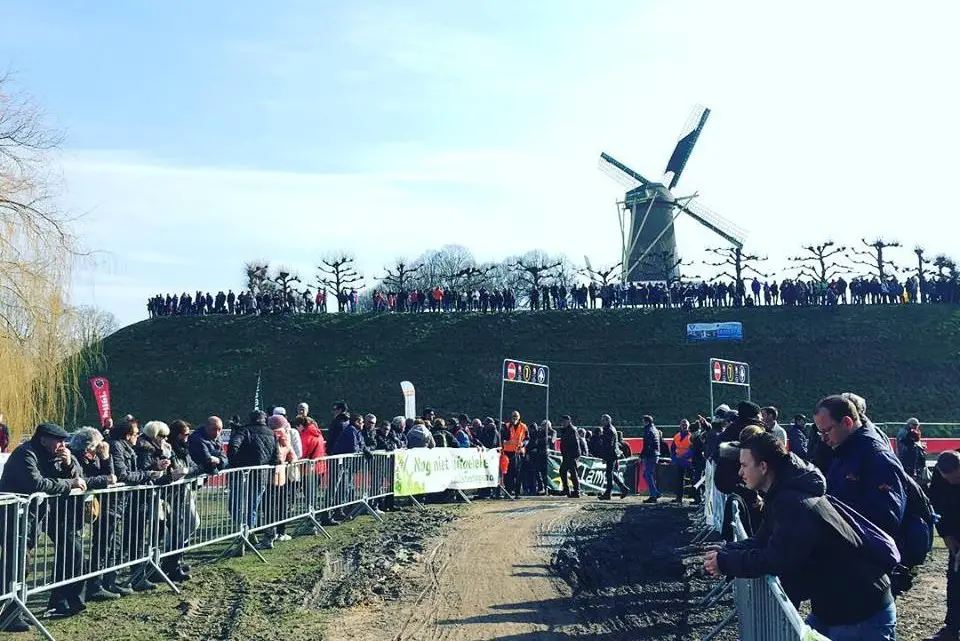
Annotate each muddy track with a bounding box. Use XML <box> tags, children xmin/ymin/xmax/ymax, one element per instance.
<box><xmin>330</xmin><ymin>498</ymin><xmax>725</xmax><ymax>641</ymax></box>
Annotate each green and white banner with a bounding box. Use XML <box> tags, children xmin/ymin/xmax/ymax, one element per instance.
<box><xmin>547</xmin><ymin>452</ymin><xmax>640</xmax><ymax>494</ymax></box>
<box><xmin>394</xmin><ymin>448</ymin><xmax>501</xmax><ymax>496</ymax></box>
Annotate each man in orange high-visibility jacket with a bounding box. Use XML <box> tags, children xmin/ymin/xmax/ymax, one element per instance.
<box><xmin>670</xmin><ymin>419</ymin><xmax>694</xmax><ymax>504</ymax></box>
<box><xmin>502</xmin><ymin>411</ymin><xmax>527</xmax><ymax>495</ymax></box>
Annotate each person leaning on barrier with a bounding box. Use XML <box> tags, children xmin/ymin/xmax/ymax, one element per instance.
<box><xmin>0</xmin><ymin>423</ymin><xmax>86</xmax><ymax>631</ymax></box>
<box><xmin>926</xmin><ymin>451</ymin><xmax>960</xmax><ymax>641</ymax></box>
<box><xmin>106</xmin><ymin>419</ymin><xmax>165</xmax><ymax>593</ymax></box>
<box><xmin>714</xmin><ymin>402</ymin><xmax>765</xmax><ymax>535</ymax></box>
<box><xmin>67</xmin><ymin>427</ymin><xmax>120</xmax><ymax>603</ymax></box>
<box><xmin>163</xmin><ymin>420</ymin><xmax>199</xmax><ymax>582</ymax></box>
<box><xmin>188</xmin><ymin>416</ymin><xmax>228</xmax><ymax>475</ymax></box>
<box><xmin>391</xmin><ymin>416</ymin><xmax>408</xmax><ymax>449</ymax></box>
<box><xmin>136</xmin><ymin>421</ymin><xmax>188</xmax><ymax>584</ymax></box>
<box><xmin>703</xmin><ymin>430</ymin><xmax>898</xmax><ymax>641</ymax></box>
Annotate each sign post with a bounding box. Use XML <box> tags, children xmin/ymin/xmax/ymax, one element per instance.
<box><xmin>708</xmin><ymin>357</ymin><xmax>750</xmax><ymax>413</ymax></box>
<box><xmin>498</xmin><ymin>358</ymin><xmax>550</xmax><ymax>428</ymax></box>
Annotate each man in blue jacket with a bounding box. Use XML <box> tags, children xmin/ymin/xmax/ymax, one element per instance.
<box><xmin>641</xmin><ymin>415</ymin><xmax>662</xmax><ymax>504</ymax></box>
<box><xmin>814</xmin><ymin>395</ymin><xmax>906</xmax><ymax>538</ymax></box>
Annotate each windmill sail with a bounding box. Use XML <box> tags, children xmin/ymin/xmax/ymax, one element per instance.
<box><xmin>678</xmin><ymin>200</ymin><xmax>746</xmax><ymax>248</ymax></box>
<box><xmin>599</xmin><ymin>152</ymin><xmax>652</xmax><ymax>188</ymax></box>
<box><xmin>665</xmin><ymin>106</ymin><xmax>710</xmax><ymax>190</ymax></box>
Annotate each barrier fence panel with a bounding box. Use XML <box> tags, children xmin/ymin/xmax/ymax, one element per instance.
<box><xmin>0</xmin><ymin>451</ymin><xmax>402</xmax><ymax>641</ymax></box>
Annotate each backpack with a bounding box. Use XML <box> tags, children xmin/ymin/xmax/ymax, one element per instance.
<box><xmin>895</xmin><ymin>471</ymin><xmax>937</xmax><ymax>567</ymax></box>
<box><xmin>826</xmin><ymin>496</ymin><xmax>900</xmax><ymax>573</ymax></box>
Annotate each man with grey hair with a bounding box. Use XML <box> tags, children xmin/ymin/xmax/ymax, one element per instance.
<box><xmin>927</xmin><ymin>450</ymin><xmax>960</xmax><ymax>641</ymax></box>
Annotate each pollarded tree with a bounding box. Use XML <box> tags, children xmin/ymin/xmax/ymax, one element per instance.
<box><xmin>704</xmin><ymin>246</ymin><xmax>769</xmax><ymax>306</ymax></box>
<box><xmin>317</xmin><ymin>253</ymin><xmax>363</xmax><ymax>311</ymax></box>
<box><xmin>788</xmin><ymin>241</ymin><xmax>850</xmax><ymax>284</ymax></box>
<box><xmin>850</xmin><ymin>238</ymin><xmax>901</xmax><ymax>281</ymax></box>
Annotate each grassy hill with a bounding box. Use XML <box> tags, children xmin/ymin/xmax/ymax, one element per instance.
<box><xmin>84</xmin><ymin>305</ymin><xmax>960</xmax><ymax>435</ymax></box>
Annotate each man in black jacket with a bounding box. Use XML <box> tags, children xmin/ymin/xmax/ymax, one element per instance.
<box><xmin>0</xmin><ymin>423</ymin><xmax>86</xmax><ymax>630</ymax></box>
<box><xmin>599</xmin><ymin>415</ymin><xmax>629</xmax><ymax>500</ymax></box>
<box><xmin>228</xmin><ymin>411</ymin><xmax>280</xmax><ymax>537</ymax></box>
<box><xmin>704</xmin><ymin>431</ymin><xmax>896</xmax><ymax>640</ymax></box>
<box><xmin>558</xmin><ymin>416</ymin><xmax>581</xmax><ymax>498</ymax></box>
<box><xmin>926</xmin><ymin>451</ymin><xmax>960</xmax><ymax>641</ymax></box>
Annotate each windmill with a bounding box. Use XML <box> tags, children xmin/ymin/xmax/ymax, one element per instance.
<box><xmin>599</xmin><ymin>105</ymin><xmax>747</xmax><ymax>283</ymax></box>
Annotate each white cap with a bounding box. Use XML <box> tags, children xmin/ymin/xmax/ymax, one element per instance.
<box><xmin>272</xmin><ymin>407</ymin><xmax>287</xmax><ymax>416</ymax></box>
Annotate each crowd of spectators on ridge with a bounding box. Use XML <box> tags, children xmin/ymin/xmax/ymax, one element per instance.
<box><xmin>146</xmin><ymin>273</ymin><xmax>960</xmax><ymax>318</ymax></box>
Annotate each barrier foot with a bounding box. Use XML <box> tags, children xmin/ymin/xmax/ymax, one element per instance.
<box><xmin>455</xmin><ymin>490</ymin><xmax>472</xmax><ymax>504</ymax></box>
<box><xmin>408</xmin><ymin>495</ymin><xmax>425</xmax><ymax>511</ymax></box>
<box><xmin>699</xmin><ymin>577</ymin><xmax>734</xmax><ymax>609</ymax></box>
<box><xmin>309</xmin><ymin>514</ymin><xmax>334</xmax><ymax>541</ymax></box>
<box><xmin>4</xmin><ymin>596</ymin><xmax>55</xmax><ymax>641</ymax></box>
<box><xmin>499</xmin><ymin>484</ymin><xmax>517</xmax><ymax>501</ymax></box>
<box><xmin>358</xmin><ymin>500</ymin><xmax>385</xmax><ymax>523</ymax></box>
<box><xmin>700</xmin><ymin>607</ymin><xmax>736</xmax><ymax>641</ymax></box>
<box><xmin>148</xmin><ymin>556</ymin><xmax>181</xmax><ymax>595</ymax></box>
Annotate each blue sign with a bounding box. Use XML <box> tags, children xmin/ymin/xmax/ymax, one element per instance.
<box><xmin>687</xmin><ymin>322</ymin><xmax>743</xmax><ymax>342</ymax></box>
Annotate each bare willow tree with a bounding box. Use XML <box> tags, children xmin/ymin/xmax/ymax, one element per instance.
<box><xmin>789</xmin><ymin>241</ymin><xmax>849</xmax><ymax>283</ymax></box>
<box><xmin>317</xmin><ymin>253</ymin><xmax>363</xmax><ymax>311</ymax></box>
<box><xmin>70</xmin><ymin>305</ymin><xmax>119</xmax><ymax>348</ymax></box>
<box><xmin>850</xmin><ymin>238</ymin><xmax>900</xmax><ymax>280</ymax></box>
<box><xmin>0</xmin><ymin>73</ymin><xmax>92</xmax><ymax>434</ymax></box>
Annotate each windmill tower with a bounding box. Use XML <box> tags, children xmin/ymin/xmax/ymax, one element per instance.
<box><xmin>599</xmin><ymin>105</ymin><xmax>747</xmax><ymax>282</ymax></box>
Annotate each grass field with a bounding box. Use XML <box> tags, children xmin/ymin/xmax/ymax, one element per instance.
<box><xmin>81</xmin><ymin>305</ymin><xmax>960</xmax><ymax>436</ymax></box>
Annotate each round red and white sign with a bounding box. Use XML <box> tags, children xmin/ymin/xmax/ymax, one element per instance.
<box><xmin>506</xmin><ymin>362</ymin><xmax>517</xmax><ymax>380</ymax></box>
<box><xmin>712</xmin><ymin>361</ymin><xmax>722</xmax><ymax>381</ymax></box>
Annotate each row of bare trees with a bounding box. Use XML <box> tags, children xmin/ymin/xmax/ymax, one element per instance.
<box><xmin>239</xmin><ymin>237</ymin><xmax>960</xmax><ymax>311</ymax></box>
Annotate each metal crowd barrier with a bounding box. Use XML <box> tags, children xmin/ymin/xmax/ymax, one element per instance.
<box><xmin>0</xmin><ymin>452</ymin><xmax>398</xmax><ymax>641</ymax></box>
<box><xmin>699</xmin><ymin>495</ymin><xmax>824</xmax><ymax>641</ymax></box>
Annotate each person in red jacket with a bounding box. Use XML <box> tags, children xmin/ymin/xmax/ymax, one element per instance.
<box><xmin>294</xmin><ymin>415</ymin><xmax>334</xmax><ymax>525</ymax></box>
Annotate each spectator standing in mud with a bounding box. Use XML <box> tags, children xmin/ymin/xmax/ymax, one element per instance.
<box><xmin>558</xmin><ymin>416</ymin><xmax>581</xmax><ymax>498</ymax></box>
<box><xmin>576</xmin><ymin>427</ymin><xmax>590</xmax><ymax>458</ymax></box>
<box><xmin>599</xmin><ymin>414</ymin><xmax>629</xmax><ymax>500</ymax></box>
<box><xmin>704</xmin><ymin>431</ymin><xmax>897</xmax><ymax>641</ymax></box>
<box><xmin>926</xmin><ymin>451</ymin><xmax>960</xmax><ymax>641</ymax></box>
<box><xmin>503</xmin><ymin>411</ymin><xmax>527</xmax><ymax>496</ymax></box>
<box><xmin>641</xmin><ymin>415</ymin><xmax>662</xmax><ymax>503</ymax></box>
<box><xmin>671</xmin><ymin>419</ymin><xmax>693</xmax><ymax>503</ymax></box>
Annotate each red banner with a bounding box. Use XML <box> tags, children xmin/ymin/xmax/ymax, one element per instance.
<box><xmin>88</xmin><ymin>376</ymin><xmax>112</xmax><ymax>426</ymax></box>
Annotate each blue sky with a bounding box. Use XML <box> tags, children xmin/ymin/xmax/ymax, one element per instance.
<box><xmin>2</xmin><ymin>1</ymin><xmax>958</xmax><ymax>326</ymax></box>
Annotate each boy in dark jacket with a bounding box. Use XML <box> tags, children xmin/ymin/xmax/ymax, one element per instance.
<box><xmin>705</xmin><ymin>431</ymin><xmax>896</xmax><ymax>640</ymax></box>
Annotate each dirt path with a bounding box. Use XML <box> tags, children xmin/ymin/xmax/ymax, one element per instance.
<box><xmin>332</xmin><ymin>498</ymin><xmax>584</xmax><ymax>641</ymax></box>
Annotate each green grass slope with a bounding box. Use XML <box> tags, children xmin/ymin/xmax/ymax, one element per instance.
<box><xmin>86</xmin><ymin>305</ymin><xmax>960</xmax><ymax>434</ymax></box>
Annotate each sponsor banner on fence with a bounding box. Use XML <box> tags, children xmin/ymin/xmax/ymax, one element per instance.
<box><xmin>547</xmin><ymin>453</ymin><xmax>640</xmax><ymax>495</ymax></box>
<box><xmin>394</xmin><ymin>448</ymin><xmax>500</xmax><ymax>496</ymax></box>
